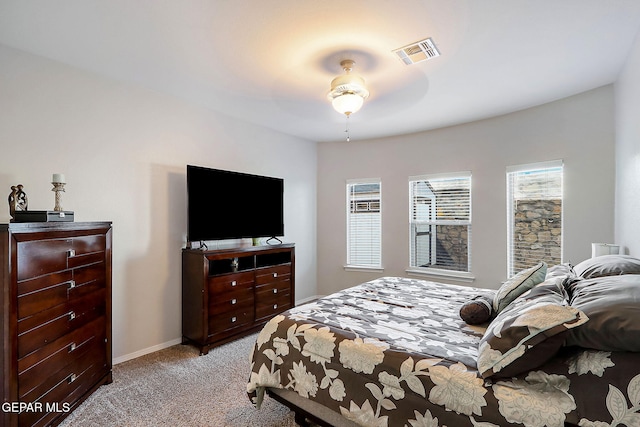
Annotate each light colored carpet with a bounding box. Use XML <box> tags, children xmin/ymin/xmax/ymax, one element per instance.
<box><xmin>59</xmin><ymin>334</ymin><xmax>296</xmax><ymax>427</ymax></box>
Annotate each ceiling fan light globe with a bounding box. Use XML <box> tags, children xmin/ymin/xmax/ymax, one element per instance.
<box><xmin>332</xmin><ymin>93</ymin><xmax>364</xmax><ymax>116</ymax></box>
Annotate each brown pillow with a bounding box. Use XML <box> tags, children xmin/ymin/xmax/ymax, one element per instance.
<box><xmin>460</xmin><ymin>294</ymin><xmax>493</xmax><ymax>325</ymax></box>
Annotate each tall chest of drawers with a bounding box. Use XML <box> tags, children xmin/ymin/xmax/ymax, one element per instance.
<box><xmin>1</xmin><ymin>222</ymin><xmax>112</xmax><ymax>427</ymax></box>
<box><xmin>182</xmin><ymin>244</ymin><xmax>294</xmax><ymax>355</ymax></box>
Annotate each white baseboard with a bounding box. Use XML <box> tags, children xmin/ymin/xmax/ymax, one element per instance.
<box><xmin>113</xmin><ymin>337</ymin><xmax>183</xmax><ymax>365</ymax></box>
<box><xmin>296</xmin><ymin>295</ymin><xmax>323</xmax><ymax>305</ymax></box>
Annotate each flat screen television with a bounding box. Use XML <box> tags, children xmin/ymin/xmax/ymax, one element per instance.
<box><xmin>186</xmin><ymin>165</ymin><xmax>284</xmax><ymax>242</ymax></box>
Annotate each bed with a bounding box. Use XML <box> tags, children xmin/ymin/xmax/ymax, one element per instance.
<box><xmin>247</xmin><ymin>255</ymin><xmax>640</xmax><ymax>427</ymax></box>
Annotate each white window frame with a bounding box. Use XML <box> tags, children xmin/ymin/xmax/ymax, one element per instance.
<box><xmin>406</xmin><ymin>172</ymin><xmax>474</xmax><ymax>282</ymax></box>
<box><xmin>506</xmin><ymin>160</ymin><xmax>564</xmax><ymax>278</ymax></box>
<box><xmin>345</xmin><ymin>178</ymin><xmax>383</xmax><ymax>272</ymax></box>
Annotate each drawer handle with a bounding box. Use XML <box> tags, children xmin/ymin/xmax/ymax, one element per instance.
<box><xmin>273</xmin><ymin>289</ymin><xmax>278</xmax><ymax>294</ymax></box>
<box><xmin>68</xmin><ymin>373</ymin><xmax>77</xmax><ymax>384</ymax></box>
<box><xmin>67</xmin><ymin>249</ymin><xmax>76</xmax><ymax>258</ymax></box>
<box><xmin>66</xmin><ymin>280</ymin><xmax>76</xmax><ymax>290</ymax></box>
<box><xmin>231</xmin><ymin>316</ymin><xmax>237</xmax><ymax>323</ymax></box>
<box><xmin>69</xmin><ymin>342</ymin><xmax>77</xmax><ymax>352</ymax></box>
<box><xmin>231</xmin><ymin>280</ymin><xmax>237</xmax><ymax>287</ymax></box>
<box><xmin>273</xmin><ymin>272</ymin><xmax>278</xmax><ymax>278</ymax></box>
<box><xmin>69</xmin><ymin>311</ymin><xmax>76</xmax><ymax>321</ymax></box>
<box><xmin>273</xmin><ymin>304</ymin><xmax>278</xmax><ymax>310</ymax></box>
<box><xmin>231</xmin><ymin>298</ymin><xmax>237</xmax><ymax>305</ymax></box>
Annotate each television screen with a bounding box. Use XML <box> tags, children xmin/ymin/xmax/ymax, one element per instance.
<box><xmin>187</xmin><ymin>165</ymin><xmax>284</xmax><ymax>242</ymax></box>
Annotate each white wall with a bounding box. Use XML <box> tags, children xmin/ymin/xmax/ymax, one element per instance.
<box><xmin>317</xmin><ymin>86</ymin><xmax>615</xmax><ymax>294</ymax></box>
<box><xmin>615</xmin><ymin>29</ymin><xmax>640</xmax><ymax>256</ymax></box>
<box><xmin>0</xmin><ymin>44</ymin><xmax>318</xmax><ymax>361</ymax></box>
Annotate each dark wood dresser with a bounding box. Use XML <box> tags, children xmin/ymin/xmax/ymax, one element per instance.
<box><xmin>1</xmin><ymin>222</ymin><xmax>112</xmax><ymax>427</ymax></box>
<box><xmin>182</xmin><ymin>244</ymin><xmax>294</xmax><ymax>355</ymax></box>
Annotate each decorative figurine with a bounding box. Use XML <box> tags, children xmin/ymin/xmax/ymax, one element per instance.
<box><xmin>8</xmin><ymin>184</ymin><xmax>28</xmax><ymax>219</ymax></box>
<box><xmin>52</xmin><ymin>173</ymin><xmax>66</xmax><ymax>212</ymax></box>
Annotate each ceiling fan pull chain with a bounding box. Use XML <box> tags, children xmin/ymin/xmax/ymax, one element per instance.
<box><xmin>345</xmin><ymin>115</ymin><xmax>351</xmax><ymax>142</ymax></box>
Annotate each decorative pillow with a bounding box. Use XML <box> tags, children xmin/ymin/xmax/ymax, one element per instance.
<box><xmin>493</xmin><ymin>262</ymin><xmax>547</xmax><ymax>313</ymax></box>
<box><xmin>573</xmin><ymin>255</ymin><xmax>640</xmax><ymax>279</ymax></box>
<box><xmin>460</xmin><ymin>294</ymin><xmax>494</xmax><ymax>325</ymax></box>
<box><xmin>478</xmin><ymin>279</ymin><xmax>588</xmax><ymax>378</ymax></box>
<box><xmin>566</xmin><ymin>274</ymin><xmax>640</xmax><ymax>351</ymax></box>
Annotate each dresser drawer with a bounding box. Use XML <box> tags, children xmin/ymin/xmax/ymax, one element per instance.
<box><xmin>208</xmin><ymin>307</ymin><xmax>254</xmax><ymax>335</ymax></box>
<box><xmin>17</xmin><ymin>262</ymin><xmax>105</xmax><ymax>320</ymax></box>
<box><xmin>68</xmin><ymin>251</ymin><xmax>105</xmax><ymax>269</ymax></box>
<box><xmin>255</xmin><ymin>265</ymin><xmax>291</xmax><ymax>285</ymax></box>
<box><xmin>256</xmin><ymin>292</ymin><xmax>291</xmax><ymax>321</ymax></box>
<box><xmin>18</xmin><ymin>291</ymin><xmax>106</xmax><ymax>358</ymax></box>
<box><xmin>71</xmin><ymin>234</ymin><xmax>106</xmax><ymax>257</ymax></box>
<box><xmin>18</xmin><ymin>320</ymin><xmax>106</xmax><ymax>400</ymax></box>
<box><xmin>19</xmin><ymin>342</ymin><xmax>108</xmax><ymax>427</ymax></box>
<box><xmin>17</xmin><ymin>239</ymin><xmax>71</xmax><ymax>281</ymax></box>
<box><xmin>16</xmin><ymin>234</ymin><xmax>105</xmax><ymax>281</ymax></box>
<box><xmin>17</xmin><ymin>271</ymin><xmax>74</xmax><ymax>318</ymax></box>
<box><xmin>255</xmin><ymin>279</ymin><xmax>291</xmax><ymax>302</ymax></box>
<box><xmin>69</xmin><ymin>262</ymin><xmax>107</xmax><ymax>300</ymax></box>
<box><xmin>208</xmin><ymin>271</ymin><xmax>254</xmax><ymax>294</ymax></box>
<box><xmin>18</xmin><ymin>315</ymin><xmax>106</xmax><ymax>376</ymax></box>
<box><xmin>208</xmin><ymin>287</ymin><xmax>254</xmax><ymax>315</ymax></box>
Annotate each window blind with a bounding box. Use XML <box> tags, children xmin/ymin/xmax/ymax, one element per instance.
<box><xmin>409</xmin><ymin>172</ymin><xmax>471</xmax><ymax>272</ymax></box>
<box><xmin>346</xmin><ymin>180</ymin><xmax>381</xmax><ymax>268</ymax></box>
<box><xmin>507</xmin><ymin>161</ymin><xmax>563</xmax><ymax>277</ymax></box>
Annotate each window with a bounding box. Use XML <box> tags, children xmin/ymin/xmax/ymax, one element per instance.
<box><xmin>346</xmin><ymin>179</ymin><xmax>382</xmax><ymax>268</ymax></box>
<box><xmin>409</xmin><ymin>172</ymin><xmax>471</xmax><ymax>273</ymax></box>
<box><xmin>507</xmin><ymin>161</ymin><xmax>563</xmax><ymax>277</ymax></box>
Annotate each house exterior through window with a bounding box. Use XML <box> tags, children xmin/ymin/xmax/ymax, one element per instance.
<box><xmin>409</xmin><ymin>172</ymin><xmax>471</xmax><ymax>273</ymax></box>
<box><xmin>507</xmin><ymin>160</ymin><xmax>563</xmax><ymax>277</ymax></box>
<box><xmin>346</xmin><ymin>179</ymin><xmax>382</xmax><ymax>269</ymax></box>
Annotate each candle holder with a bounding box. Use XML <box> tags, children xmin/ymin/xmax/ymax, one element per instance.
<box><xmin>52</xmin><ymin>181</ymin><xmax>66</xmax><ymax>212</ymax></box>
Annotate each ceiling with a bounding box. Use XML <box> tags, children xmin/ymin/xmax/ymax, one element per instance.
<box><xmin>2</xmin><ymin>0</ymin><xmax>640</xmax><ymax>142</ymax></box>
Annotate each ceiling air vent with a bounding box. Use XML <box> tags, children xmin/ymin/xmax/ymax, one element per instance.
<box><xmin>393</xmin><ymin>37</ymin><xmax>440</xmax><ymax>65</ymax></box>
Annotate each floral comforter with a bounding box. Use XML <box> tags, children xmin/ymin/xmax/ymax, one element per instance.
<box><xmin>247</xmin><ymin>277</ymin><xmax>640</xmax><ymax>427</ymax></box>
